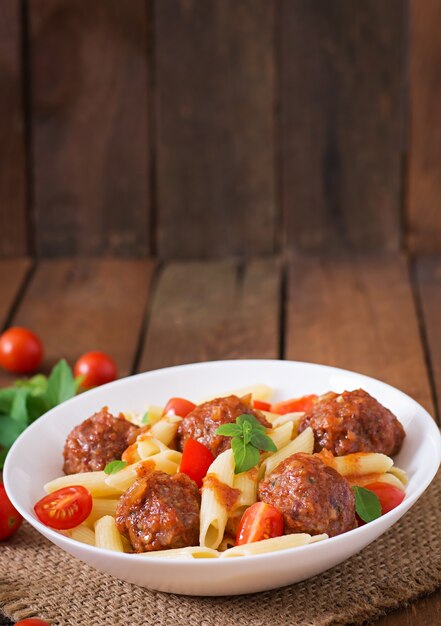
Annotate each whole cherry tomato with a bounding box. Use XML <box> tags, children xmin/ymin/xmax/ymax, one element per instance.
<box><xmin>15</xmin><ymin>617</ymin><xmax>50</xmax><ymax>626</ymax></box>
<box><xmin>236</xmin><ymin>502</ymin><xmax>284</xmax><ymax>545</ymax></box>
<box><xmin>0</xmin><ymin>482</ymin><xmax>23</xmax><ymax>540</ymax></box>
<box><xmin>74</xmin><ymin>351</ymin><xmax>117</xmax><ymax>388</ymax></box>
<box><xmin>34</xmin><ymin>485</ymin><xmax>92</xmax><ymax>530</ymax></box>
<box><xmin>164</xmin><ymin>397</ymin><xmax>196</xmax><ymax>418</ymax></box>
<box><xmin>0</xmin><ymin>327</ymin><xmax>43</xmax><ymax>374</ymax></box>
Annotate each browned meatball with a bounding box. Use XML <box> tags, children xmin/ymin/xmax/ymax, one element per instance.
<box><xmin>298</xmin><ymin>389</ymin><xmax>405</xmax><ymax>457</ymax></box>
<box><xmin>258</xmin><ymin>453</ymin><xmax>356</xmax><ymax>537</ymax></box>
<box><xmin>177</xmin><ymin>394</ymin><xmax>272</xmax><ymax>457</ymax></box>
<box><xmin>115</xmin><ymin>471</ymin><xmax>200</xmax><ymax>552</ymax></box>
<box><xmin>63</xmin><ymin>407</ymin><xmax>140</xmax><ymax>474</ymax></box>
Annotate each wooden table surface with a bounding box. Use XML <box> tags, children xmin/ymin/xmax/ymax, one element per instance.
<box><xmin>1</xmin><ymin>253</ymin><xmax>440</xmax><ymax>625</ymax></box>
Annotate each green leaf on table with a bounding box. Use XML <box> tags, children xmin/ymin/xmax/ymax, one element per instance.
<box><xmin>45</xmin><ymin>359</ymin><xmax>76</xmax><ymax>408</ymax></box>
<box><xmin>0</xmin><ymin>415</ymin><xmax>27</xmax><ymax>448</ymax></box>
<box><xmin>0</xmin><ymin>445</ymin><xmax>9</xmax><ymax>468</ymax></box>
<box><xmin>104</xmin><ymin>460</ymin><xmax>127</xmax><ymax>475</ymax></box>
<box><xmin>0</xmin><ymin>387</ymin><xmax>18</xmax><ymax>414</ymax></box>
<box><xmin>10</xmin><ymin>389</ymin><xmax>29</xmax><ymax>426</ymax></box>
<box><xmin>352</xmin><ymin>486</ymin><xmax>382</xmax><ymax>523</ymax></box>
<box><xmin>15</xmin><ymin>373</ymin><xmax>48</xmax><ymax>396</ymax></box>
<box><xmin>231</xmin><ymin>437</ymin><xmax>260</xmax><ymax>474</ymax></box>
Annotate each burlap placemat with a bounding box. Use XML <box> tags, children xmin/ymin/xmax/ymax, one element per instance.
<box><xmin>1</xmin><ymin>471</ymin><xmax>440</xmax><ymax>626</ymax></box>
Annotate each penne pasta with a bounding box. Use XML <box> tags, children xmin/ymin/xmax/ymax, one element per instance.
<box><xmin>262</xmin><ymin>427</ymin><xmax>314</xmax><ymax>476</ymax></box>
<box><xmin>65</xmin><ymin>524</ymin><xmax>96</xmax><ymax>546</ymax></box>
<box><xmin>84</xmin><ymin>499</ymin><xmax>120</xmax><ymax>529</ymax></box>
<box><xmin>388</xmin><ymin>465</ymin><xmax>408</xmax><ymax>485</ymax></box>
<box><xmin>141</xmin><ymin>546</ymin><xmax>219</xmax><ymax>559</ymax></box>
<box><xmin>136</xmin><ymin>436</ymin><xmax>168</xmax><ymax>459</ymax></box>
<box><xmin>232</xmin><ymin>468</ymin><xmax>258</xmax><ymax>514</ymax></box>
<box><xmin>200</xmin><ymin>449</ymin><xmax>235</xmax><ymax>550</ymax></box>
<box><xmin>220</xmin><ymin>533</ymin><xmax>328</xmax><ymax>557</ymax></box>
<box><xmin>267</xmin><ymin>421</ymin><xmax>294</xmax><ymax>450</ymax></box>
<box><xmin>94</xmin><ymin>516</ymin><xmax>124</xmax><ymax>552</ymax></box>
<box><xmin>349</xmin><ymin>472</ymin><xmax>406</xmax><ymax>491</ymax></box>
<box><xmin>271</xmin><ymin>412</ymin><xmax>305</xmax><ymax>435</ymax></box>
<box><xmin>105</xmin><ymin>451</ymin><xmax>181</xmax><ymax>492</ymax></box>
<box><xmin>149</xmin><ymin>417</ymin><xmax>180</xmax><ymax>446</ymax></box>
<box><xmin>44</xmin><ymin>471</ymin><xmax>121</xmax><ymax>498</ymax></box>
<box><xmin>331</xmin><ymin>453</ymin><xmax>393</xmax><ymax>477</ymax></box>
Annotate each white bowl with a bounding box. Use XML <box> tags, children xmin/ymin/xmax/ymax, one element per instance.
<box><xmin>4</xmin><ymin>360</ymin><xmax>441</xmax><ymax>596</ymax></box>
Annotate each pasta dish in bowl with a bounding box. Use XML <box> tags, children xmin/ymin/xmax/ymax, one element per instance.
<box><xmin>4</xmin><ymin>360</ymin><xmax>441</xmax><ymax>595</ymax></box>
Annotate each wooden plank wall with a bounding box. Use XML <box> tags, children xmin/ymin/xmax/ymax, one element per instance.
<box><xmin>1</xmin><ymin>0</ymin><xmax>441</xmax><ymax>258</ymax></box>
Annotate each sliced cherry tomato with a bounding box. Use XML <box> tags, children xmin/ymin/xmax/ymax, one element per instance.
<box><xmin>164</xmin><ymin>397</ymin><xmax>196</xmax><ymax>418</ymax></box>
<box><xmin>0</xmin><ymin>483</ymin><xmax>23</xmax><ymax>540</ymax></box>
<box><xmin>179</xmin><ymin>439</ymin><xmax>214</xmax><ymax>488</ymax></box>
<box><xmin>236</xmin><ymin>501</ymin><xmax>284</xmax><ymax>545</ymax></box>
<box><xmin>270</xmin><ymin>394</ymin><xmax>318</xmax><ymax>415</ymax></box>
<box><xmin>364</xmin><ymin>482</ymin><xmax>405</xmax><ymax>515</ymax></box>
<box><xmin>74</xmin><ymin>351</ymin><xmax>117</xmax><ymax>389</ymax></box>
<box><xmin>0</xmin><ymin>327</ymin><xmax>43</xmax><ymax>374</ymax></box>
<box><xmin>34</xmin><ymin>486</ymin><xmax>92</xmax><ymax>530</ymax></box>
<box><xmin>15</xmin><ymin>617</ymin><xmax>50</xmax><ymax>626</ymax></box>
<box><xmin>253</xmin><ymin>399</ymin><xmax>271</xmax><ymax>411</ymax></box>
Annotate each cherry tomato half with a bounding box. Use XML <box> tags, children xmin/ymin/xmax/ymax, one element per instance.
<box><xmin>15</xmin><ymin>617</ymin><xmax>50</xmax><ymax>626</ymax></box>
<box><xmin>0</xmin><ymin>483</ymin><xmax>23</xmax><ymax>540</ymax></box>
<box><xmin>270</xmin><ymin>394</ymin><xmax>318</xmax><ymax>415</ymax></box>
<box><xmin>34</xmin><ymin>486</ymin><xmax>92</xmax><ymax>530</ymax></box>
<box><xmin>236</xmin><ymin>502</ymin><xmax>284</xmax><ymax>545</ymax></box>
<box><xmin>179</xmin><ymin>439</ymin><xmax>214</xmax><ymax>488</ymax></box>
<box><xmin>253</xmin><ymin>400</ymin><xmax>271</xmax><ymax>411</ymax></box>
<box><xmin>364</xmin><ymin>482</ymin><xmax>405</xmax><ymax>515</ymax></box>
<box><xmin>74</xmin><ymin>351</ymin><xmax>117</xmax><ymax>389</ymax></box>
<box><xmin>0</xmin><ymin>327</ymin><xmax>43</xmax><ymax>374</ymax></box>
<box><xmin>164</xmin><ymin>397</ymin><xmax>196</xmax><ymax>418</ymax></box>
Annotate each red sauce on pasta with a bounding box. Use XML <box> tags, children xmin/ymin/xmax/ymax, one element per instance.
<box><xmin>203</xmin><ymin>474</ymin><xmax>241</xmax><ymax>512</ymax></box>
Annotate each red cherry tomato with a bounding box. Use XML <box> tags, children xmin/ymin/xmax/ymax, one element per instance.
<box><xmin>253</xmin><ymin>400</ymin><xmax>271</xmax><ymax>411</ymax></box>
<box><xmin>364</xmin><ymin>482</ymin><xmax>405</xmax><ymax>515</ymax></box>
<box><xmin>164</xmin><ymin>397</ymin><xmax>196</xmax><ymax>418</ymax></box>
<box><xmin>270</xmin><ymin>394</ymin><xmax>318</xmax><ymax>415</ymax></box>
<box><xmin>0</xmin><ymin>327</ymin><xmax>43</xmax><ymax>374</ymax></box>
<box><xmin>74</xmin><ymin>351</ymin><xmax>117</xmax><ymax>389</ymax></box>
<box><xmin>0</xmin><ymin>483</ymin><xmax>23</xmax><ymax>540</ymax></box>
<box><xmin>15</xmin><ymin>617</ymin><xmax>50</xmax><ymax>626</ymax></box>
<box><xmin>179</xmin><ymin>439</ymin><xmax>214</xmax><ymax>488</ymax></box>
<box><xmin>236</xmin><ymin>502</ymin><xmax>284</xmax><ymax>545</ymax></box>
<box><xmin>34</xmin><ymin>486</ymin><xmax>92</xmax><ymax>530</ymax></box>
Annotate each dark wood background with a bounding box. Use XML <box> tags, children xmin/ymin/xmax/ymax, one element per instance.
<box><xmin>0</xmin><ymin>0</ymin><xmax>440</xmax><ymax>260</ymax></box>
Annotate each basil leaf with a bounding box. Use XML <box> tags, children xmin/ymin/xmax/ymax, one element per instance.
<box><xmin>236</xmin><ymin>413</ymin><xmax>266</xmax><ymax>433</ymax></box>
<box><xmin>215</xmin><ymin>423</ymin><xmax>242</xmax><ymax>437</ymax></box>
<box><xmin>15</xmin><ymin>373</ymin><xmax>48</xmax><ymax>396</ymax></box>
<box><xmin>0</xmin><ymin>388</ymin><xmax>18</xmax><ymax>413</ymax></box>
<box><xmin>352</xmin><ymin>486</ymin><xmax>382</xmax><ymax>523</ymax></box>
<box><xmin>10</xmin><ymin>389</ymin><xmax>29</xmax><ymax>426</ymax></box>
<box><xmin>45</xmin><ymin>359</ymin><xmax>76</xmax><ymax>408</ymax></box>
<box><xmin>231</xmin><ymin>437</ymin><xmax>260</xmax><ymax>474</ymax></box>
<box><xmin>249</xmin><ymin>431</ymin><xmax>277</xmax><ymax>452</ymax></box>
<box><xmin>0</xmin><ymin>445</ymin><xmax>9</xmax><ymax>468</ymax></box>
<box><xmin>27</xmin><ymin>394</ymin><xmax>50</xmax><ymax>423</ymax></box>
<box><xmin>141</xmin><ymin>412</ymin><xmax>149</xmax><ymax>424</ymax></box>
<box><xmin>0</xmin><ymin>415</ymin><xmax>27</xmax><ymax>448</ymax></box>
<box><xmin>104</xmin><ymin>460</ymin><xmax>127</xmax><ymax>475</ymax></box>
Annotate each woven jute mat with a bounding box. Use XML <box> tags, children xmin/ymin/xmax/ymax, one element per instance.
<box><xmin>1</xmin><ymin>471</ymin><xmax>440</xmax><ymax>626</ymax></box>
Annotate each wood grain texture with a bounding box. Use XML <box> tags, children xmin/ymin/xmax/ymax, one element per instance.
<box><xmin>11</xmin><ymin>259</ymin><xmax>155</xmax><ymax>377</ymax></box>
<box><xmin>155</xmin><ymin>0</ymin><xmax>276</xmax><ymax>259</ymax></box>
<box><xmin>139</xmin><ymin>258</ymin><xmax>280</xmax><ymax>370</ymax></box>
<box><xmin>285</xmin><ymin>253</ymin><xmax>433</xmax><ymax>414</ymax></box>
<box><xmin>408</xmin><ymin>0</ymin><xmax>441</xmax><ymax>253</ymax></box>
<box><xmin>0</xmin><ymin>0</ymin><xmax>28</xmax><ymax>257</ymax></box>
<box><xmin>281</xmin><ymin>0</ymin><xmax>404</xmax><ymax>252</ymax></box>
<box><xmin>415</xmin><ymin>256</ymin><xmax>441</xmax><ymax>418</ymax></box>
<box><xmin>28</xmin><ymin>0</ymin><xmax>150</xmax><ymax>256</ymax></box>
<box><xmin>373</xmin><ymin>589</ymin><xmax>441</xmax><ymax>625</ymax></box>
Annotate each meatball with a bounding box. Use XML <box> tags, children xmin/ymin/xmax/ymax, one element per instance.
<box><xmin>298</xmin><ymin>389</ymin><xmax>405</xmax><ymax>457</ymax></box>
<box><xmin>258</xmin><ymin>452</ymin><xmax>356</xmax><ymax>537</ymax></box>
<box><xmin>63</xmin><ymin>407</ymin><xmax>140</xmax><ymax>474</ymax></box>
<box><xmin>177</xmin><ymin>394</ymin><xmax>271</xmax><ymax>457</ymax></box>
<box><xmin>115</xmin><ymin>471</ymin><xmax>200</xmax><ymax>552</ymax></box>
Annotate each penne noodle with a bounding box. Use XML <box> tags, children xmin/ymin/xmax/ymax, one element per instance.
<box><xmin>44</xmin><ymin>471</ymin><xmax>121</xmax><ymax>498</ymax></box>
<box><xmin>388</xmin><ymin>465</ymin><xmax>408</xmax><ymax>485</ymax></box>
<box><xmin>200</xmin><ymin>449</ymin><xmax>235</xmax><ymax>550</ymax></box>
<box><xmin>94</xmin><ymin>516</ymin><xmax>124</xmax><ymax>552</ymax></box>
<box><xmin>141</xmin><ymin>546</ymin><xmax>219</xmax><ymax>559</ymax></box>
<box><xmin>232</xmin><ymin>468</ymin><xmax>258</xmax><ymax>513</ymax></box>
<box><xmin>105</xmin><ymin>451</ymin><xmax>180</xmax><ymax>493</ymax></box>
<box><xmin>260</xmin><ymin>410</ymin><xmax>282</xmax><ymax>425</ymax></box>
<box><xmin>271</xmin><ymin>412</ymin><xmax>304</xmax><ymax>436</ymax></box>
<box><xmin>65</xmin><ymin>524</ymin><xmax>96</xmax><ymax>546</ymax></box>
<box><xmin>136</xmin><ymin>436</ymin><xmax>168</xmax><ymax>459</ymax></box>
<box><xmin>267</xmin><ymin>421</ymin><xmax>294</xmax><ymax>450</ymax></box>
<box><xmin>217</xmin><ymin>536</ymin><xmax>237</xmax><ymax>552</ymax></box>
<box><xmin>220</xmin><ymin>533</ymin><xmax>328</xmax><ymax>557</ymax></box>
<box><xmin>84</xmin><ymin>499</ymin><xmax>120</xmax><ymax>529</ymax></box>
<box><xmin>262</xmin><ymin>427</ymin><xmax>314</xmax><ymax>476</ymax></box>
<box><xmin>349</xmin><ymin>472</ymin><xmax>406</xmax><ymax>491</ymax></box>
<box><xmin>331</xmin><ymin>453</ymin><xmax>393</xmax><ymax>477</ymax></box>
<box><xmin>149</xmin><ymin>418</ymin><xmax>180</xmax><ymax>446</ymax></box>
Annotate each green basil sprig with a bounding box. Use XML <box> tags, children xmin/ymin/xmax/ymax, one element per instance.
<box><xmin>215</xmin><ymin>413</ymin><xmax>276</xmax><ymax>474</ymax></box>
<box><xmin>104</xmin><ymin>460</ymin><xmax>127</xmax><ymax>475</ymax></box>
<box><xmin>352</xmin><ymin>486</ymin><xmax>382</xmax><ymax>523</ymax></box>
